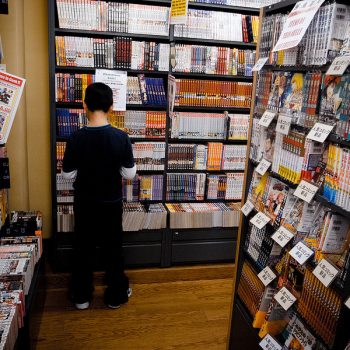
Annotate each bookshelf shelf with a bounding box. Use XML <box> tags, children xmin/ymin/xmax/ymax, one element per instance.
<box><xmin>174</xmin><ymin>106</ymin><xmax>251</xmax><ymax>113</ymax></box>
<box><xmin>168</xmin><ymin>138</ymin><xmax>248</xmax><ymax>144</ymax></box>
<box><xmin>171</xmin><ymin>72</ymin><xmax>254</xmax><ymax>81</ymax></box>
<box><xmin>136</xmin><ymin>170</ymin><xmax>164</xmax><ymax>174</ymax></box>
<box><xmin>55</xmin><ymin>102</ymin><xmax>167</xmax><ymax>111</ymax></box>
<box><xmin>173</xmin><ymin>37</ymin><xmax>256</xmax><ymax>49</ymax></box>
<box><xmin>166</xmin><ymin>199</ymin><xmax>241</xmax><ymax>203</ymax></box>
<box><xmin>166</xmin><ymin>169</ymin><xmax>244</xmax><ymax>173</ymax></box>
<box><xmin>263</xmin><ymin>64</ymin><xmax>330</xmax><ymax>73</ymax></box>
<box><xmin>55</xmin><ymin>28</ymin><xmax>169</xmax><ymax>41</ymax></box>
<box><xmin>314</xmin><ymin>194</ymin><xmax>350</xmax><ymax>220</ymax></box>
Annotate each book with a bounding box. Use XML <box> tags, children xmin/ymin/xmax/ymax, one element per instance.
<box><xmin>166</xmin><ymin>173</ymin><xmax>206</xmax><ymax>201</ymax></box>
<box><xmin>132</xmin><ymin>142</ymin><xmax>165</xmax><ymax>171</ymax></box>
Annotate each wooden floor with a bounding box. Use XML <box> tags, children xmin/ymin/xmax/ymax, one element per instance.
<box><xmin>31</xmin><ymin>277</ymin><xmax>233</xmax><ymax>350</ymax></box>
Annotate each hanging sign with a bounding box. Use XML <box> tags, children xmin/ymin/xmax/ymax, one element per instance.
<box><xmin>170</xmin><ymin>0</ymin><xmax>189</xmax><ymax>25</ymax></box>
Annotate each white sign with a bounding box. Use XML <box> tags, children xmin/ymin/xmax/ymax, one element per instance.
<box><xmin>250</xmin><ymin>211</ymin><xmax>271</xmax><ymax>229</ymax></box>
<box><xmin>252</xmin><ymin>57</ymin><xmax>269</xmax><ymax>72</ymax></box>
<box><xmin>271</xmin><ymin>226</ymin><xmax>294</xmax><ymax>248</ymax></box>
<box><xmin>259</xmin><ymin>111</ymin><xmax>276</xmax><ymax>127</ymax></box>
<box><xmin>0</xmin><ymin>65</ymin><xmax>5</xmax><ymax>72</ymax></box>
<box><xmin>313</xmin><ymin>259</ymin><xmax>339</xmax><ymax>287</ymax></box>
<box><xmin>273</xmin><ymin>0</ymin><xmax>326</xmax><ymax>52</ymax></box>
<box><xmin>256</xmin><ymin>159</ymin><xmax>272</xmax><ymax>176</ymax></box>
<box><xmin>293</xmin><ymin>180</ymin><xmax>319</xmax><ymax>203</ymax></box>
<box><xmin>170</xmin><ymin>0</ymin><xmax>189</xmax><ymax>25</ymax></box>
<box><xmin>326</xmin><ymin>55</ymin><xmax>350</xmax><ymax>76</ymax></box>
<box><xmin>276</xmin><ymin>114</ymin><xmax>292</xmax><ymax>135</ymax></box>
<box><xmin>168</xmin><ymin>75</ymin><xmax>176</xmax><ymax>113</ymax></box>
<box><xmin>345</xmin><ymin>297</ymin><xmax>350</xmax><ymax>310</ymax></box>
<box><xmin>259</xmin><ymin>334</ymin><xmax>282</xmax><ymax>350</ymax></box>
<box><xmin>95</xmin><ymin>69</ymin><xmax>127</xmax><ymax>111</ymax></box>
<box><xmin>241</xmin><ymin>200</ymin><xmax>255</xmax><ymax>216</ymax></box>
<box><xmin>258</xmin><ymin>266</ymin><xmax>277</xmax><ymax>286</ymax></box>
<box><xmin>289</xmin><ymin>241</ymin><xmax>314</xmax><ymax>265</ymax></box>
<box><xmin>307</xmin><ymin>122</ymin><xmax>334</xmax><ymax>143</ymax></box>
<box><xmin>274</xmin><ymin>287</ymin><xmax>297</xmax><ymax>311</ymax></box>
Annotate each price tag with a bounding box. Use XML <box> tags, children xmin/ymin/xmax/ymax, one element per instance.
<box><xmin>293</xmin><ymin>180</ymin><xmax>319</xmax><ymax>203</ymax></box>
<box><xmin>289</xmin><ymin>241</ymin><xmax>314</xmax><ymax>265</ymax></box>
<box><xmin>326</xmin><ymin>55</ymin><xmax>350</xmax><ymax>76</ymax></box>
<box><xmin>276</xmin><ymin>114</ymin><xmax>292</xmax><ymax>135</ymax></box>
<box><xmin>252</xmin><ymin>57</ymin><xmax>269</xmax><ymax>72</ymax></box>
<box><xmin>258</xmin><ymin>266</ymin><xmax>277</xmax><ymax>286</ymax></box>
<box><xmin>250</xmin><ymin>211</ymin><xmax>271</xmax><ymax>229</ymax></box>
<box><xmin>345</xmin><ymin>297</ymin><xmax>350</xmax><ymax>310</ymax></box>
<box><xmin>241</xmin><ymin>200</ymin><xmax>255</xmax><ymax>216</ymax></box>
<box><xmin>306</xmin><ymin>122</ymin><xmax>334</xmax><ymax>143</ymax></box>
<box><xmin>259</xmin><ymin>334</ymin><xmax>282</xmax><ymax>350</ymax></box>
<box><xmin>259</xmin><ymin>111</ymin><xmax>276</xmax><ymax>127</ymax></box>
<box><xmin>271</xmin><ymin>226</ymin><xmax>294</xmax><ymax>248</ymax></box>
<box><xmin>313</xmin><ymin>259</ymin><xmax>339</xmax><ymax>287</ymax></box>
<box><xmin>256</xmin><ymin>159</ymin><xmax>271</xmax><ymax>176</ymax></box>
<box><xmin>274</xmin><ymin>287</ymin><xmax>296</xmax><ymax>311</ymax></box>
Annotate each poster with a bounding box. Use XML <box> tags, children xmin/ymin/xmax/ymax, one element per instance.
<box><xmin>272</xmin><ymin>0</ymin><xmax>325</xmax><ymax>52</ymax></box>
<box><xmin>95</xmin><ymin>69</ymin><xmax>127</xmax><ymax>111</ymax></box>
<box><xmin>0</xmin><ymin>71</ymin><xmax>25</xmax><ymax>144</ymax></box>
<box><xmin>170</xmin><ymin>0</ymin><xmax>188</xmax><ymax>25</ymax></box>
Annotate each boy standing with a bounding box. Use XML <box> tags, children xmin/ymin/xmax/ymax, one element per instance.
<box><xmin>62</xmin><ymin>83</ymin><xmax>136</xmax><ymax>309</ymax></box>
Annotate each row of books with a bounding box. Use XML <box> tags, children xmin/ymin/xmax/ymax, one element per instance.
<box><xmin>189</xmin><ymin>0</ymin><xmax>280</xmax><ymax>7</ymax></box>
<box><xmin>56</xmin><ymin>108</ymin><xmax>87</xmax><ymax>138</ymax></box>
<box><xmin>55</xmin><ymin>36</ymin><xmax>170</xmax><ymax>71</ymax></box>
<box><xmin>259</xmin><ymin>3</ymin><xmax>350</xmax><ymax>67</ymax></box>
<box><xmin>207</xmin><ymin>173</ymin><xmax>244</xmax><ymax>200</ymax></box>
<box><xmin>57</xmin><ymin>203</ymin><xmax>167</xmax><ymax>232</ymax></box>
<box><xmin>166</xmin><ymin>173</ymin><xmax>206</xmax><ymax>201</ymax></box>
<box><xmin>166</xmin><ymin>202</ymin><xmax>240</xmax><ymax>229</ymax></box>
<box><xmin>108</xmin><ymin>110</ymin><xmax>166</xmax><ymax>139</ymax></box>
<box><xmin>132</xmin><ymin>142</ymin><xmax>165</xmax><ymax>171</ymax></box>
<box><xmin>174</xmin><ymin>10</ymin><xmax>258</xmax><ymax>43</ymax></box>
<box><xmin>56</xmin><ymin>174</ymin><xmax>74</xmax><ymax>203</ymax></box>
<box><xmin>122</xmin><ymin>175</ymin><xmax>163</xmax><ymax>202</ymax></box>
<box><xmin>0</xmin><ymin>212</ymin><xmax>43</xmax><ymax>349</ymax></box>
<box><xmin>55</xmin><ymin>73</ymin><xmax>167</xmax><ymax>106</ymax></box>
<box><xmin>56</xmin><ymin>1</ymin><xmax>170</xmax><ymax>36</ymax></box>
<box><xmin>173</xmin><ymin>45</ymin><xmax>256</xmax><ymax>76</ymax></box>
<box><xmin>170</xmin><ymin>112</ymin><xmax>249</xmax><ymax>140</ymax></box>
<box><xmin>175</xmin><ymin>79</ymin><xmax>252</xmax><ymax>107</ymax></box>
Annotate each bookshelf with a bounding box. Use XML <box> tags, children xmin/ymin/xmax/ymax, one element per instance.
<box><xmin>49</xmin><ymin>0</ymin><xmax>258</xmax><ymax>271</ymax></box>
<box><xmin>228</xmin><ymin>1</ymin><xmax>350</xmax><ymax>350</ymax></box>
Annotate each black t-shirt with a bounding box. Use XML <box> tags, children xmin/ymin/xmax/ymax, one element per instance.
<box><xmin>62</xmin><ymin>124</ymin><xmax>134</xmax><ymax>202</ymax></box>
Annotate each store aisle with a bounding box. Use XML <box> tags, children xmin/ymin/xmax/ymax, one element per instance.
<box><xmin>32</xmin><ymin>278</ymin><xmax>233</xmax><ymax>350</ymax></box>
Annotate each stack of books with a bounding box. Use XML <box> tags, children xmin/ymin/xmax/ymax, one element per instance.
<box><xmin>132</xmin><ymin>142</ymin><xmax>165</xmax><ymax>171</ymax></box>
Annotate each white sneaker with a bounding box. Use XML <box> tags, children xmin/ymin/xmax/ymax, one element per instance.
<box><xmin>75</xmin><ymin>301</ymin><xmax>90</xmax><ymax>310</ymax></box>
<box><xmin>107</xmin><ymin>288</ymin><xmax>132</xmax><ymax>309</ymax></box>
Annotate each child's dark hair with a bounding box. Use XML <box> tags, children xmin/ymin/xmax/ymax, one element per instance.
<box><xmin>84</xmin><ymin>83</ymin><xmax>113</xmax><ymax>113</ymax></box>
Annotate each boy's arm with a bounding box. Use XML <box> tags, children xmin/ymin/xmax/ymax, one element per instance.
<box><xmin>62</xmin><ymin>137</ymin><xmax>78</xmax><ymax>180</ymax></box>
<box><xmin>120</xmin><ymin>135</ymin><xmax>136</xmax><ymax>180</ymax></box>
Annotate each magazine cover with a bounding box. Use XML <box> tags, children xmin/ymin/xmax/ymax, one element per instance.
<box><xmin>284</xmin><ymin>317</ymin><xmax>316</xmax><ymax>350</ymax></box>
<box><xmin>0</xmin><ymin>71</ymin><xmax>25</xmax><ymax>144</ymax></box>
<box><xmin>281</xmin><ymin>73</ymin><xmax>304</xmax><ymax>113</ymax></box>
<box><xmin>319</xmin><ymin>75</ymin><xmax>343</xmax><ymax>122</ymax></box>
<box><xmin>267</xmin><ymin>72</ymin><xmax>291</xmax><ymax>111</ymax></box>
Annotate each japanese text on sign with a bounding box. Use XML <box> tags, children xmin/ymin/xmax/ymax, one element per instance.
<box><xmin>256</xmin><ymin>159</ymin><xmax>272</xmax><ymax>176</ymax></box>
<box><xmin>241</xmin><ymin>200</ymin><xmax>255</xmax><ymax>216</ymax></box>
<box><xmin>259</xmin><ymin>334</ymin><xmax>282</xmax><ymax>350</ymax></box>
<box><xmin>326</xmin><ymin>55</ymin><xmax>350</xmax><ymax>76</ymax></box>
<box><xmin>276</xmin><ymin>114</ymin><xmax>292</xmax><ymax>135</ymax></box>
<box><xmin>250</xmin><ymin>211</ymin><xmax>271</xmax><ymax>229</ymax></box>
<box><xmin>274</xmin><ymin>287</ymin><xmax>297</xmax><ymax>311</ymax></box>
<box><xmin>313</xmin><ymin>259</ymin><xmax>339</xmax><ymax>287</ymax></box>
<box><xmin>307</xmin><ymin>122</ymin><xmax>334</xmax><ymax>143</ymax></box>
<box><xmin>345</xmin><ymin>297</ymin><xmax>350</xmax><ymax>310</ymax></box>
<box><xmin>252</xmin><ymin>57</ymin><xmax>269</xmax><ymax>72</ymax></box>
<box><xmin>170</xmin><ymin>0</ymin><xmax>189</xmax><ymax>25</ymax></box>
<box><xmin>258</xmin><ymin>266</ymin><xmax>277</xmax><ymax>286</ymax></box>
<box><xmin>259</xmin><ymin>111</ymin><xmax>276</xmax><ymax>127</ymax></box>
<box><xmin>289</xmin><ymin>241</ymin><xmax>314</xmax><ymax>265</ymax></box>
<box><xmin>293</xmin><ymin>180</ymin><xmax>319</xmax><ymax>203</ymax></box>
<box><xmin>272</xmin><ymin>226</ymin><xmax>294</xmax><ymax>248</ymax></box>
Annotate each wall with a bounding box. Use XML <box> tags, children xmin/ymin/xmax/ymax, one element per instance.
<box><xmin>0</xmin><ymin>0</ymin><xmax>51</xmax><ymax>238</ymax></box>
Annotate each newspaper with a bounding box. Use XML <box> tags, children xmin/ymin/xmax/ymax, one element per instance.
<box><xmin>0</xmin><ymin>72</ymin><xmax>25</xmax><ymax>144</ymax></box>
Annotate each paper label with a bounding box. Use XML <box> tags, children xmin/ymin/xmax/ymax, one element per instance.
<box><xmin>289</xmin><ymin>241</ymin><xmax>314</xmax><ymax>265</ymax></box>
<box><xmin>274</xmin><ymin>287</ymin><xmax>297</xmax><ymax>311</ymax></box>
<box><xmin>0</xmin><ymin>64</ymin><xmax>6</xmax><ymax>72</ymax></box>
<box><xmin>259</xmin><ymin>111</ymin><xmax>276</xmax><ymax>127</ymax></box>
<box><xmin>307</xmin><ymin>122</ymin><xmax>334</xmax><ymax>143</ymax></box>
<box><xmin>241</xmin><ymin>200</ymin><xmax>255</xmax><ymax>216</ymax></box>
<box><xmin>276</xmin><ymin>114</ymin><xmax>292</xmax><ymax>135</ymax></box>
<box><xmin>256</xmin><ymin>159</ymin><xmax>271</xmax><ymax>176</ymax></box>
<box><xmin>313</xmin><ymin>259</ymin><xmax>339</xmax><ymax>287</ymax></box>
<box><xmin>252</xmin><ymin>57</ymin><xmax>269</xmax><ymax>72</ymax></box>
<box><xmin>345</xmin><ymin>297</ymin><xmax>350</xmax><ymax>309</ymax></box>
<box><xmin>273</xmin><ymin>0</ymin><xmax>326</xmax><ymax>52</ymax></box>
<box><xmin>259</xmin><ymin>334</ymin><xmax>282</xmax><ymax>350</ymax></box>
<box><xmin>170</xmin><ymin>0</ymin><xmax>189</xmax><ymax>25</ymax></box>
<box><xmin>258</xmin><ymin>266</ymin><xmax>277</xmax><ymax>286</ymax></box>
<box><xmin>293</xmin><ymin>180</ymin><xmax>319</xmax><ymax>203</ymax></box>
<box><xmin>250</xmin><ymin>211</ymin><xmax>271</xmax><ymax>229</ymax></box>
<box><xmin>326</xmin><ymin>55</ymin><xmax>350</xmax><ymax>76</ymax></box>
<box><xmin>271</xmin><ymin>226</ymin><xmax>294</xmax><ymax>248</ymax></box>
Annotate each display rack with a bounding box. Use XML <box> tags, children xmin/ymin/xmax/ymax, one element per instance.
<box><xmin>48</xmin><ymin>0</ymin><xmax>258</xmax><ymax>271</ymax></box>
<box><xmin>228</xmin><ymin>1</ymin><xmax>350</xmax><ymax>349</ymax></box>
